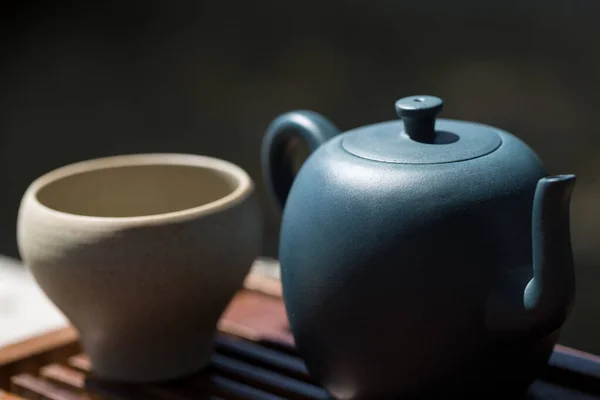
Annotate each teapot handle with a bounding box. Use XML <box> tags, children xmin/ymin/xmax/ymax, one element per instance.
<box><xmin>261</xmin><ymin>110</ymin><xmax>340</xmax><ymax>209</ymax></box>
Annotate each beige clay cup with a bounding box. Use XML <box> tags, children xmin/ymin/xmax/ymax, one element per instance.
<box><xmin>17</xmin><ymin>154</ymin><xmax>262</xmax><ymax>382</ymax></box>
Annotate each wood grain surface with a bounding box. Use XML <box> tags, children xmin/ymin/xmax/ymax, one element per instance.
<box><xmin>2</xmin><ymin>270</ymin><xmax>600</xmax><ymax>399</ymax></box>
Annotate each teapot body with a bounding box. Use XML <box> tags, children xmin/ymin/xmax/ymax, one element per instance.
<box><xmin>262</xmin><ymin>96</ymin><xmax>576</xmax><ymax>398</ymax></box>
<box><xmin>279</xmin><ymin>128</ymin><xmax>552</xmax><ymax>397</ymax></box>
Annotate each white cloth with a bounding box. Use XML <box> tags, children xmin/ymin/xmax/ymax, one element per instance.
<box><xmin>0</xmin><ymin>255</ymin><xmax>68</xmax><ymax>348</ymax></box>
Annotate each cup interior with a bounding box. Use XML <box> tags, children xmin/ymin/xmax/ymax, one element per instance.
<box><xmin>35</xmin><ymin>160</ymin><xmax>242</xmax><ymax>218</ymax></box>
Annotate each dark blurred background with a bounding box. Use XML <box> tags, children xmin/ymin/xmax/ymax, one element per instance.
<box><xmin>1</xmin><ymin>1</ymin><xmax>599</xmax><ymax>352</ymax></box>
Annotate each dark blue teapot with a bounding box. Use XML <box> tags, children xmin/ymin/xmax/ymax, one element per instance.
<box><xmin>261</xmin><ymin>95</ymin><xmax>576</xmax><ymax>398</ymax></box>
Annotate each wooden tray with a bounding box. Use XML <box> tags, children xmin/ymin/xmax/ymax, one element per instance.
<box><xmin>2</xmin><ymin>277</ymin><xmax>600</xmax><ymax>399</ymax></box>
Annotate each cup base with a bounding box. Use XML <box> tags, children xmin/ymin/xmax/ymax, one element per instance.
<box><xmin>84</xmin><ymin>333</ymin><xmax>216</xmax><ymax>383</ymax></box>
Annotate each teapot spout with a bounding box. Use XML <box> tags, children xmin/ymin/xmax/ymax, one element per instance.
<box><xmin>524</xmin><ymin>174</ymin><xmax>577</xmax><ymax>333</ymax></box>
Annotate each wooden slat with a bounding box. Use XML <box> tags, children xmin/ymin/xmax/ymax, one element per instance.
<box><xmin>546</xmin><ymin>347</ymin><xmax>600</xmax><ymax>395</ymax></box>
<box><xmin>530</xmin><ymin>380</ymin><xmax>600</xmax><ymax>400</ymax></box>
<box><xmin>210</xmin><ymin>354</ymin><xmax>328</xmax><ymax>400</ymax></box>
<box><xmin>0</xmin><ymin>329</ymin><xmax>78</xmax><ymax>368</ymax></box>
<box><xmin>219</xmin><ymin>291</ymin><xmax>292</xmax><ymax>346</ymax></box>
<box><xmin>0</xmin><ymin>390</ymin><xmax>25</xmax><ymax>400</ymax></box>
<box><xmin>40</xmin><ymin>364</ymin><xmax>85</xmax><ymax>392</ymax></box>
<box><xmin>557</xmin><ymin>345</ymin><xmax>600</xmax><ymax>367</ymax></box>
<box><xmin>10</xmin><ymin>374</ymin><xmax>89</xmax><ymax>400</ymax></box>
<box><xmin>253</xmin><ymin>338</ymin><xmax>300</xmax><ymax>357</ymax></box>
<box><xmin>215</xmin><ymin>335</ymin><xmax>310</xmax><ymax>382</ymax></box>
<box><xmin>66</xmin><ymin>356</ymin><xmax>90</xmax><ymax>374</ymax></box>
<box><xmin>0</xmin><ymin>328</ymin><xmax>80</xmax><ymax>389</ymax></box>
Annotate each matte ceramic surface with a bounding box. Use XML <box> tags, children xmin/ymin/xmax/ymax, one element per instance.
<box><xmin>262</xmin><ymin>96</ymin><xmax>576</xmax><ymax>398</ymax></box>
<box><xmin>17</xmin><ymin>154</ymin><xmax>262</xmax><ymax>382</ymax></box>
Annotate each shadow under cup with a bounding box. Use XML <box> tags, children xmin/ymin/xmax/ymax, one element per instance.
<box><xmin>17</xmin><ymin>154</ymin><xmax>262</xmax><ymax>382</ymax></box>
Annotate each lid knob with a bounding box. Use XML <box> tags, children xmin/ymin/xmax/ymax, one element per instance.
<box><xmin>395</xmin><ymin>95</ymin><xmax>444</xmax><ymax>143</ymax></box>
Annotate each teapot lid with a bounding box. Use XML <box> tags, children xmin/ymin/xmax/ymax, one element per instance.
<box><xmin>342</xmin><ymin>95</ymin><xmax>502</xmax><ymax>164</ymax></box>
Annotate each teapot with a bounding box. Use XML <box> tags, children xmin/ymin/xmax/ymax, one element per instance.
<box><xmin>261</xmin><ymin>95</ymin><xmax>576</xmax><ymax>398</ymax></box>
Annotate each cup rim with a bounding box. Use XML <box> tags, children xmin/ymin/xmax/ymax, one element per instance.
<box><xmin>25</xmin><ymin>153</ymin><xmax>254</xmax><ymax>225</ymax></box>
